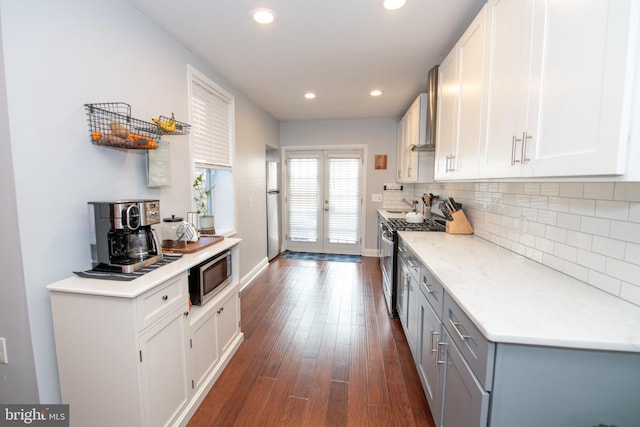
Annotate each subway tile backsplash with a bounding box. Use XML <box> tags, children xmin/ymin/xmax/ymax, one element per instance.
<box><xmin>399</xmin><ymin>181</ymin><xmax>640</xmax><ymax>307</ymax></box>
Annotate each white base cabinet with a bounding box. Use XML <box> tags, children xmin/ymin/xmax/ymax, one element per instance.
<box><xmin>50</xmin><ymin>261</ymin><xmax>243</xmax><ymax>427</ymax></box>
<box><xmin>189</xmin><ymin>284</ymin><xmax>240</xmax><ymax>394</ymax></box>
<box><xmin>140</xmin><ymin>307</ymin><xmax>190</xmax><ymax>427</ymax></box>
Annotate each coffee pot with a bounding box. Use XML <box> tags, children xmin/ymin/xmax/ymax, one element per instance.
<box><xmin>126</xmin><ymin>229</ymin><xmax>150</xmax><ymax>260</ymax></box>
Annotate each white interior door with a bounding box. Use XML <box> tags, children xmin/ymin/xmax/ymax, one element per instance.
<box><xmin>285</xmin><ymin>149</ymin><xmax>362</xmax><ymax>255</ymax></box>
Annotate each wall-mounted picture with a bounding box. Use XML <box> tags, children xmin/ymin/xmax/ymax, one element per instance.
<box><xmin>375</xmin><ymin>154</ymin><xmax>387</xmax><ymax>170</ymax></box>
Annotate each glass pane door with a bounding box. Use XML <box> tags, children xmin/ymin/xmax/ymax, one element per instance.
<box><xmin>285</xmin><ymin>149</ymin><xmax>362</xmax><ymax>255</ymax></box>
<box><xmin>324</xmin><ymin>151</ymin><xmax>362</xmax><ymax>254</ymax></box>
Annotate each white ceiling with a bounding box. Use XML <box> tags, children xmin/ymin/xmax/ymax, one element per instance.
<box><xmin>128</xmin><ymin>0</ymin><xmax>485</xmax><ymax>122</ymax></box>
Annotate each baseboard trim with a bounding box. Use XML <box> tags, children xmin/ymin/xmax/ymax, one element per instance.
<box><xmin>177</xmin><ymin>332</ymin><xmax>244</xmax><ymax>426</ymax></box>
<box><xmin>362</xmin><ymin>248</ymin><xmax>378</xmax><ymax>257</ymax></box>
<box><xmin>239</xmin><ymin>257</ymin><xmax>269</xmax><ymax>292</ymax></box>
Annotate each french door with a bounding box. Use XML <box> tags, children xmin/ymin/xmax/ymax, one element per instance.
<box><xmin>285</xmin><ymin>149</ymin><xmax>363</xmax><ymax>255</ymax></box>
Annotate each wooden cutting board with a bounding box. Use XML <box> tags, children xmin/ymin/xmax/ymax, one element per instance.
<box><xmin>162</xmin><ymin>236</ymin><xmax>224</xmax><ymax>254</ymax></box>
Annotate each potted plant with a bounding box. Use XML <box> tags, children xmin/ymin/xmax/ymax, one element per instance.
<box><xmin>193</xmin><ymin>175</ymin><xmax>215</xmax><ymax>233</ymax></box>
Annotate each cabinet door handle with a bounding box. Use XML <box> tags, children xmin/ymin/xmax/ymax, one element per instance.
<box><xmin>401</xmin><ymin>273</ymin><xmax>409</xmax><ymax>290</ymax></box>
<box><xmin>430</xmin><ymin>329</ymin><xmax>439</xmax><ymax>353</ymax></box>
<box><xmin>521</xmin><ymin>132</ymin><xmax>532</xmax><ymax>164</ymax></box>
<box><xmin>162</xmin><ymin>295</ymin><xmax>168</xmax><ymax>301</ymax></box>
<box><xmin>449</xmin><ymin>319</ymin><xmax>471</xmax><ymax>341</ymax></box>
<box><xmin>183</xmin><ymin>311</ymin><xmax>189</xmax><ymax>316</ymax></box>
<box><xmin>436</xmin><ymin>340</ymin><xmax>448</xmax><ymax>366</ymax></box>
<box><xmin>446</xmin><ymin>155</ymin><xmax>456</xmax><ymax>172</ymax></box>
<box><xmin>511</xmin><ymin>134</ymin><xmax>523</xmax><ymax>165</ymax></box>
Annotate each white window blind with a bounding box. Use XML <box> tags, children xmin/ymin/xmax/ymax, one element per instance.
<box><xmin>326</xmin><ymin>153</ymin><xmax>361</xmax><ymax>245</ymax></box>
<box><xmin>287</xmin><ymin>155</ymin><xmax>320</xmax><ymax>243</ymax></box>
<box><xmin>191</xmin><ymin>74</ymin><xmax>233</xmax><ymax>169</ymax></box>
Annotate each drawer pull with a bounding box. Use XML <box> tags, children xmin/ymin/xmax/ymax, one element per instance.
<box><xmin>161</xmin><ymin>295</ymin><xmax>168</xmax><ymax>301</ymax></box>
<box><xmin>422</xmin><ymin>279</ymin><xmax>437</xmax><ymax>294</ymax></box>
<box><xmin>450</xmin><ymin>320</ymin><xmax>471</xmax><ymax>341</ymax></box>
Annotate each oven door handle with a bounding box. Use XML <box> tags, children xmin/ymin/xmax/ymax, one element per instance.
<box><xmin>381</xmin><ymin>232</ymin><xmax>394</xmax><ymax>245</ymax></box>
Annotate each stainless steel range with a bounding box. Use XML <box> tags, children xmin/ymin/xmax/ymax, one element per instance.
<box><xmin>378</xmin><ymin>215</ymin><xmax>444</xmax><ymax>317</ymax></box>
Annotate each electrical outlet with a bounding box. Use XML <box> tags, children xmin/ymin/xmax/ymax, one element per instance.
<box><xmin>0</xmin><ymin>337</ymin><xmax>7</xmax><ymax>364</ymax></box>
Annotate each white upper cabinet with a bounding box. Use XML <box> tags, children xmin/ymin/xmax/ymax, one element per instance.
<box><xmin>435</xmin><ymin>46</ymin><xmax>459</xmax><ymax>179</ymax></box>
<box><xmin>480</xmin><ymin>0</ymin><xmax>638</xmax><ymax>178</ymax></box>
<box><xmin>397</xmin><ymin>93</ymin><xmax>435</xmax><ymax>183</ymax></box>
<box><xmin>435</xmin><ymin>6</ymin><xmax>486</xmax><ymax>180</ymax></box>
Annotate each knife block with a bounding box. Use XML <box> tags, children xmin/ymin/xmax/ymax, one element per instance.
<box><xmin>445</xmin><ymin>209</ymin><xmax>474</xmax><ymax>235</ymax></box>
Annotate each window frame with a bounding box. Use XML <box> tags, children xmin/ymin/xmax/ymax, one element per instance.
<box><xmin>187</xmin><ymin>65</ymin><xmax>236</xmax><ymax>235</ymax></box>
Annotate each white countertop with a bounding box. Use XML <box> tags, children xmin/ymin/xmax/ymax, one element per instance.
<box><xmin>46</xmin><ymin>238</ymin><xmax>241</xmax><ymax>298</ymax></box>
<box><xmin>399</xmin><ymin>231</ymin><xmax>640</xmax><ymax>353</ymax></box>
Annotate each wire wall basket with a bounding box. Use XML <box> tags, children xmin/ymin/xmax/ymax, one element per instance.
<box><xmin>84</xmin><ymin>103</ymin><xmax>190</xmax><ymax>150</ymax></box>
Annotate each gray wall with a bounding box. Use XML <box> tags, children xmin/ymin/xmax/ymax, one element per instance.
<box><xmin>0</xmin><ymin>0</ymin><xmax>278</xmax><ymax>402</ymax></box>
<box><xmin>0</xmin><ymin>8</ymin><xmax>38</xmax><ymax>403</ymax></box>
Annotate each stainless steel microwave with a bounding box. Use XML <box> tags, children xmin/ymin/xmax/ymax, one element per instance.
<box><xmin>188</xmin><ymin>250</ymin><xmax>232</xmax><ymax>306</ymax></box>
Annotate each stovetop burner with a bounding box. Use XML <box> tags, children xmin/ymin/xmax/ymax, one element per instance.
<box><xmin>387</xmin><ymin>217</ymin><xmax>445</xmax><ymax>232</ymax></box>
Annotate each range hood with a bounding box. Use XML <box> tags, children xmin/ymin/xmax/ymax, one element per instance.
<box><xmin>411</xmin><ymin>65</ymin><xmax>439</xmax><ymax>152</ymax></box>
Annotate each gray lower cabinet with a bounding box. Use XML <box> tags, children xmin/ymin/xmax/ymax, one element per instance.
<box><xmin>397</xmin><ymin>239</ymin><xmax>421</xmax><ymax>352</ymax></box>
<box><xmin>417</xmin><ymin>290</ymin><xmax>442</xmax><ymax>424</ymax></box>
<box><xmin>438</xmin><ymin>328</ymin><xmax>489</xmax><ymax>427</ymax></box>
<box><xmin>490</xmin><ymin>344</ymin><xmax>640</xmax><ymax>427</ymax></box>
<box><xmin>398</xmin><ymin>236</ymin><xmax>640</xmax><ymax>427</ymax></box>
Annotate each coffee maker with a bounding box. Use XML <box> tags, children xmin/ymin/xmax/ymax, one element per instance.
<box><xmin>89</xmin><ymin>200</ymin><xmax>163</xmax><ymax>273</ymax></box>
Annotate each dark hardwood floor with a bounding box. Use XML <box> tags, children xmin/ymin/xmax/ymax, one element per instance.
<box><xmin>187</xmin><ymin>256</ymin><xmax>435</xmax><ymax>427</ymax></box>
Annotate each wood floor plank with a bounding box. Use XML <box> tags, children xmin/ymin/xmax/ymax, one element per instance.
<box><xmin>231</xmin><ymin>376</ymin><xmax>276</xmax><ymax>427</ymax></box>
<box><xmin>187</xmin><ymin>257</ymin><xmax>434</xmax><ymax>427</ymax></box>
<box><xmin>278</xmin><ymin>396</ymin><xmax>308</xmax><ymax>426</ymax></box>
<box><xmin>289</xmin><ymin>357</ymin><xmax>317</xmax><ymax>399</ymax></box>
<box><xmin>255</xmin><ymin>330</ymin><xmax>309</xmax><ymax>426</ymax></box>
<box><xmin>326</xmin><ymin>380</ymin><xmax>349</xmax><ymax>427</ymax></box>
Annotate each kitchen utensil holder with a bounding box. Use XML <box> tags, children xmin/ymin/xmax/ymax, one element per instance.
<box><xmin>445</xmin><ymin>209</ymin><xmax>474</xmax><ymax>235</ymax></box>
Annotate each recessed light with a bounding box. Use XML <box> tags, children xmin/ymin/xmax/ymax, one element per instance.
<box><xmin>370</xmin><ymin>89</ymin><xmax>383</xmax><ymax>97</ymax></box>
<box><xmin>383</xmin><ymin>0</ymin><xmax>406</xmax><ymax>11</ymax></box>
<box><xmin>252</xmin><ymin>8</ymin><xmax>276</xmax><ymax>24</ymax></box>
<box><xmin>304</xmin><ymin>92</ymin><xmax>317</xmax><ymax>100</ymax></box>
